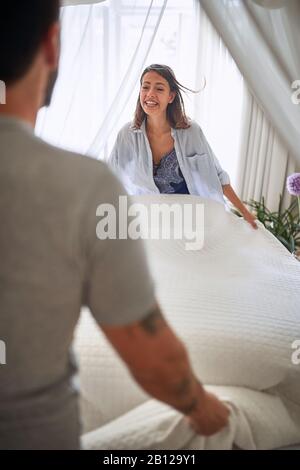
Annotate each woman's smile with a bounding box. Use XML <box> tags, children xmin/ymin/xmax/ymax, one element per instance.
<box><xmin>144</xmin><ymin>100</ymin><xmax>159</xmax><ymax>109</ymax></box>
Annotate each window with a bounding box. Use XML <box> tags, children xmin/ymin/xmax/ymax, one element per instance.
<box><xmin>36</xmin><ymin>0</ymin><xmax>244</xmax><ymax>184</ymax></box>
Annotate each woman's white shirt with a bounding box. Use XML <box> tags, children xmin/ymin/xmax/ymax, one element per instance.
<box><xmin>108</xmin><ymin>120</ymin><xmax>230</xmax><ymax>205</ymax></box>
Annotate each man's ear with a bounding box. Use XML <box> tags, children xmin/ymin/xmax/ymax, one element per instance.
<box><xmin>43</xmin><ymin>22</ymin><xmax>60</xmax><ymax>70</ymax></box>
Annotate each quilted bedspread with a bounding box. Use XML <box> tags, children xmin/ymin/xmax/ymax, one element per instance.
<box><xmin>74</xmin><ymin>195</ymin><xmax>300</xmax><ymax>449</ymax></box>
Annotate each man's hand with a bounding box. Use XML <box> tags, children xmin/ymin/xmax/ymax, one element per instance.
<box><xmin>187</xmin><ymin>391</ymin><xmax>230</xmax><ymax>436</ymax></box>
<box><xmin>102</xmin><ymin>305</ymin><xmax>230</xmax><ymax>438</ymax></box>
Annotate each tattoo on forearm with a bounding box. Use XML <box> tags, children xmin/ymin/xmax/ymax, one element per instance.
<box><xmin>177</xmin><ymin>397</ymin><xmax>199</xmax><ymax>415</ymax></box>
<box><xmin>172</xmin><ymin>376</ymin><xmax>199</xmax><ymax>415</ymax></box>
<box><xmin>140</xmin><ymin>306</ymin><xmax>167</xmax><ymax>335</ymax></box>
<box><xmin>173</xmin><ymin>377</ymin><xmax>193</xmax><ymax>397</ymax></box>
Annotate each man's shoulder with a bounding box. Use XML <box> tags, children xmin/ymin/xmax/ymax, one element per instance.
<box><xmin>27</xmin><ymin>133</ymin><xmax>125</xmax><ymax>202</ymax></box>
<box><xmin>1</xmin><ymin>121</ymin><xmax>125</xmax><ymax>200</ymax></box>
<box><xmin>35</xmin><ymin>133</ymin><xmax>111</xmax><ymax>178</ymax></box>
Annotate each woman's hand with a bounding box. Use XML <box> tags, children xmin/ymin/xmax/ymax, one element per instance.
<box><xmin>222</xmin><ymin>185</ymin><xmax>258</xmax><ymax>229</ymax></box>
<box><xmin>242</xmin><ymin>209</ymin><xmax>258</xmax><ymax>229</ymax></box>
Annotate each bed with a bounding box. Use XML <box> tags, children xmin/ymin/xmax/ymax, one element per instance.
<box><xmin>74</xmin><ymin>194</ymin><xmax>300</xmax><ymax>450</ymax></box>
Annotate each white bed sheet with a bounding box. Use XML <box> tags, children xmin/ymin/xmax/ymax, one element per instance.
<box><xmin>74</xmin><ymin>195</ymin><xmax>300</xmax><ymax>450</ymax></box>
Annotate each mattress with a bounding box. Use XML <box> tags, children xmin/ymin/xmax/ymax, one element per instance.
<box><xmin>74</xmin><ymin>195</ymin><xmax>300</xmax><ymax>449</ymax></box>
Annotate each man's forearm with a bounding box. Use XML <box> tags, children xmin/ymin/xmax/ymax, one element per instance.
<box><xmin>131</xmin><ymin>337</ymin><xmax>205</xmax><ymax>416</ymax></box>
<box><xmin>102</xmin><ymin>306</ymin><xmax>206</xmax><ymax>417</ymax></box>
<box><xmin>102</xmin><ymin>306</ymin><xmax>229</xmax><ymax>435</ymax></box>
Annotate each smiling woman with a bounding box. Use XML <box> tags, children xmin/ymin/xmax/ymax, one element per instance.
<box><xmin>35</xmin><ymin>0</ymin><xmax>245</xmax><ymax>195</ymax></box>
<box><xmin>108</xmin><ymin>63</ymin><xmax>258</xmax><ymax>228</ymax></box>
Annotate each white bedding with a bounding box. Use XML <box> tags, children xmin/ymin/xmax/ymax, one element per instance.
<box><xmin>74</xmin><ymin>195</ymin><xmax>300</xmax><ymax>450</ymax></box>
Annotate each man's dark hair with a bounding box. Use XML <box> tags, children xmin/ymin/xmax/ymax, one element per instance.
<box><xmin>0</xmin><ymin>1</ymin><xmax>60</xmax><ymax>85</ymax></box>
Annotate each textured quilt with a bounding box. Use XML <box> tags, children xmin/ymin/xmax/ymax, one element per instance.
<box><xmin>74</xmin><ymin>195</ymin><xmax>300</xmax><ymax>449</ymax></box>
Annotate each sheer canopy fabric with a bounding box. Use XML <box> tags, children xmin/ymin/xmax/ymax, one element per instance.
<box><xmin>62</xmin><ymin>0</ymin><xmax>106</xmax><ymax>6</ymax></box>
<box><xmin>199</xmin><ymin>0</ymin><xmax>300</xmax><ymax>166</ymax></box>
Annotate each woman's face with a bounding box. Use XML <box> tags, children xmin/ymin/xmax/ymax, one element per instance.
<box><xmin>140</xmin><ymin>71</ymin><xmax>175</xmax><ymax>118</ymax></box>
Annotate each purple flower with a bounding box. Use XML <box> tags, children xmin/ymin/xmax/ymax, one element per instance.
<box><xmin>287</xmin><ymin>173</ymin><xmax>300</xmax><ymax>196</ymax></box>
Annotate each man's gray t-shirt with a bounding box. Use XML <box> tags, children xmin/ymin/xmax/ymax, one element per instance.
<box><xmin>0</xmin><ymin>115</ymin><xmax>156</xmax><ymax>449</ymax></box>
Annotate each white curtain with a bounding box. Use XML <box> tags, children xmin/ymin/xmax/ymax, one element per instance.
<box><xmin>62</xmin><ymin>1</ymin><xmax>106</xmax><ymax>6</ymax></box>
<box><xmin>193</xmin><ymin>3</ymin><xmax>244</xmax><ymax>187</ymax></box>
<box><xmin>87</xmin><ymin>0</ymin><xmax>168</xmax><ymax>157</ymax></box>
<box><xmin>199</xmin><ymin>0</ymin><xmax>300</xmax><ymax>210</ymax></box>
<box><xmin>237</xmin><ymin>90</ymin><xmax>298</xmax><ymax>211</ymax></box>
<box><xmin>199</xmin><ymin>0</ymin><xmax>300</xmax><ymax>165</ymax></box>
<box><xmin>36</xmin><ymin>0</ymin><xmax>168</xmax><ymax>157</ymax></box>
<box><xmin>36</xmin><ymin>0</ymin><xmax>245</xmax><ymax>182</ymax></box>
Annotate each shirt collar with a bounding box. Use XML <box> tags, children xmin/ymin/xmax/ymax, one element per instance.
<box><xmin>131</xmin><ymin>118</ymin><xmax>176</xmax><ymax>137</ymax></box>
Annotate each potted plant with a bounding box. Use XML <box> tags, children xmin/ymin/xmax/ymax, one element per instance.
<box><xmin>236</xmin><ymin>174</ymin><xmax>300</xmax><ymax>255</ymax></box>
<box><xmin>244</xmin><ymin>195</ymin><xmax>300</xmax><ymax>254</ymax></box>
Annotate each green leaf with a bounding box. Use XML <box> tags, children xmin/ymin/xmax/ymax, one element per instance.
<box><xmin>245</xmin><ymin>195</ymin><xmax>300</xmax><ymax>253</ymax></box>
